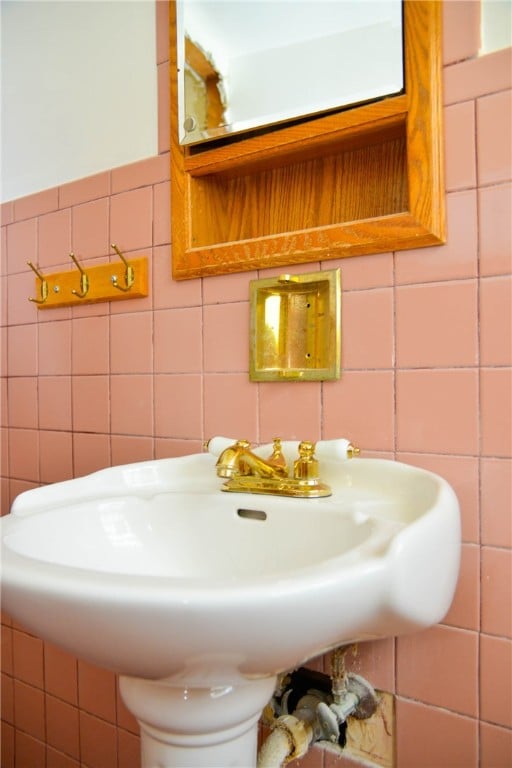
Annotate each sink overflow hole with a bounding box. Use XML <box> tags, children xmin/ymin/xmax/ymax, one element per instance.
<box><xmin>237</xmin><ymin>508</ymin><xmax>267</xmax><ymax>521</ymax></box>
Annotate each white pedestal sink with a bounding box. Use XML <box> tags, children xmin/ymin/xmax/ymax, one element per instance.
<box><xmin>0</xmin><ymin>443</ymin><xmax>460</xmax><ymax>767</ymax></box>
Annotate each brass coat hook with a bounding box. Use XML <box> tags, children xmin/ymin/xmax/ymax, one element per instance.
<box><xmin>27</xmin><ymin>261</ymin><xmax>49</xmax><ymax>304</ymax></box>
<box><xmin>110</xmin><ymin>244</ymin><xmax>135</xmax><ymax>292</ymax></box>
<box><xmin>69</xmin><ymin>253</ymin><xmax>89</xmax><ymax>298</ymax></box>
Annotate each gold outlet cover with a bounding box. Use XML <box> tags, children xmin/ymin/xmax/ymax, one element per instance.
<box><xmin>250</xmin><ymin>269</ymin><xmax>341</xmax><ymax>382</ymax></box>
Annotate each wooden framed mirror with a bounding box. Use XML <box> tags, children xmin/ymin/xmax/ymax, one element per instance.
<box><xmin>178</xmin><ymin>2</ymin><xmax>404</xmax><ymax>147</ymax></box>
<box><xmin>170</xmin><ymin>1</ymin><xmax>444</xmax><ymax>280</ymax></box>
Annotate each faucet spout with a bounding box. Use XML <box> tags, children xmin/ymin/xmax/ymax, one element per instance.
<box><xmin>216</xmin><ymin>440</ymin><xmax>288</xmax><ymax>480</ymax></box>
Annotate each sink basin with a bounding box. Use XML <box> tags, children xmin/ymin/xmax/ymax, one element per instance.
<box><xmin>0</xmin><ymin>444</ymin><xmax>460</xmax><ymax>767</ymax></box>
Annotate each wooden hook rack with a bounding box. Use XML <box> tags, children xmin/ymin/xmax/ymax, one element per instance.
<box><xmin>28</xmin><ymin>249</ymin><xmax>149</xmax><ymax>309</ymax></box>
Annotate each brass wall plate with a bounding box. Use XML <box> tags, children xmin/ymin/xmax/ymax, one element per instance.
<box><xmin>250</xmin><ymin>269</ymin><xmax>341</xmax><ymax>382</ymax></box>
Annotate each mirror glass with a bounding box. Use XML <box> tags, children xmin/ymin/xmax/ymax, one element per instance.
<box><xmin>177</xmin><ymin>0</ymin><xmax>404</xmax><ymax>146</ymax></box>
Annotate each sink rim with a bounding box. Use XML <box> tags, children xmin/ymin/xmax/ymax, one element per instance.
<box><xmin>0</xmin><ymin>456</ymin><xmax>447</xmax><ymax>595</ymax></box>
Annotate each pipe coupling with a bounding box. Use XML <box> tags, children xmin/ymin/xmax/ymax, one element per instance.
<box><xmin>271</xmin><ymin>714</ymin><xmax>313</xmax><ymax>762</ymax></box>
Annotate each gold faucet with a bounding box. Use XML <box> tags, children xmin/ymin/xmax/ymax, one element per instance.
<box><xmin>216</xmin><ymin>438</ymin><xmax>332</xmax><ymax>498</ymax></box>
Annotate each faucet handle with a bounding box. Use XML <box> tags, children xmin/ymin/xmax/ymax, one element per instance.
<box><xmin>204</xmin><ymin>437</ymin><xmax>251</xmax><ymax>456</ymax></box>
<box><xmin>293</xmin><ymin>441</ymin><xmax>320</xmax><ymax>481</ymax></box>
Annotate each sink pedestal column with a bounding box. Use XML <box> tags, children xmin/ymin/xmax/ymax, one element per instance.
<box><xmin>119</xmin><ymin>674</ymin><xmax>277</xmax><ymax>768</ymax></box>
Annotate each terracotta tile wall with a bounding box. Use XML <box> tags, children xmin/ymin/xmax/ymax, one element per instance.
<box><xmin>1</xmin><ymin>2</ymin><xmax>511</xmax><ymax>766</ymax></box>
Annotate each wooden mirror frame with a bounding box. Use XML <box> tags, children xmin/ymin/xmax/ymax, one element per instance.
<box><xmin>170</xmin><ymin>0</ymin><xmax>444</xmax><ymax>280</ymax></box>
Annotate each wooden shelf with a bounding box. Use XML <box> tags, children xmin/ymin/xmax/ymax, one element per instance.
<box><xmin>170</xmin><ymin>1</ymin><xmax>444</xmax><ymax>280</ymax></box>
<box><xmin>183</xmin><ymin>96</ymin><xmax>409</xmax><ymax>178</ymax></box>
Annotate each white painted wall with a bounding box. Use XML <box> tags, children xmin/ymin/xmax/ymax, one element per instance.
<box><xmin>0</xmin><ymin>1</ymin><xmax>157</xmax><ymax>202</ymax></box>
<box><xmin>481</xmin><ymin>0</ymin><xmax>512</xmax><ymax>54</ymax></box>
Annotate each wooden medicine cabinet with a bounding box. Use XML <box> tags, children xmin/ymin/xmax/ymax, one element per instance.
<box><xmin>170</xmin><ymin>1</ymin><xmax>444</xmax><ymax>280</ymax></box>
